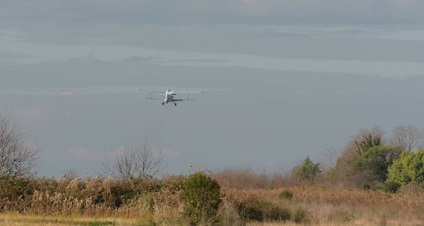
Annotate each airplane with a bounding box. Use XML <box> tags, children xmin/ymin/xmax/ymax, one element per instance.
<box><xmin>137</xmin><ymin>88</ymin><xmax>203</xmax><ymax>106</ymax></box>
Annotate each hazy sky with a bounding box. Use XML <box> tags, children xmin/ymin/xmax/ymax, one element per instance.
<box><xmin>1</xmin><ymin>0</ymin><xmax>424</xmax><ymax>177</ymax></box>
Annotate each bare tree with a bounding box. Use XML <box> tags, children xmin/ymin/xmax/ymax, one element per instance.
<box><xmin>319</xmin><ymin>148</ymin><xmax>340</xmax><ymax>173</ymax></box>
<box><xmin>0</xmin><ymin>112</ymin><xmax>39</xmax><ymax>177</ymax></box>
<box><xmin>104</xmin><ymin>139</ymin><xmax>165</xmax><ymax>179</ymax></box>
<box><xmin>390</xmin><ymin>125</ymin><xmax>423</xmax><ymax>151</ymax></box>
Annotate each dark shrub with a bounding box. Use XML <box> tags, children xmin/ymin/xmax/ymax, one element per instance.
<box><xmin>181</xmin><ymin>172</ymin><xmax>222</xmax><ymax>224</ymax></box>
<box><xmin>278</xmin><ymin>188</ymin><xmax>293</xmax><ymax>200</ymax></box>
<box><xmin>235</xmin><ymin>196</ymin><xmax>291</xmax><ymax>222</ymax></box>
<box><xmin>292</xmin><ymin>207</ymin><xmax>307</xmax><ymax>223</ymax></box>
<box><xmin>384</xmin><ymin>181</ymin><xmax>401</xmax><ymax>193</ymax></box>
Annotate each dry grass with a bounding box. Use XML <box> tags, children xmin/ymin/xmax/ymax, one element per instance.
<box><xmin>1</xmin><ymin>175</ymin><xmax>424</xmax><ymax>225</ymax></box>
<box><xmin>247</xmin><ymin>220</ymin><xmax>424</xmax><ymax>226</ymax></box>
<box><xmin>0</xmin><ymin>212</ymin><xmax>138</xmax><ymax>225</ymax></box>
<box><xmin>0</xmin><ymin>176</ymin><xmax>185</xmax><ymax>224</ymax></box>
<box><xmin>223</xmin><ymin>186</ymin><xmax>424</xmax><ymax>225</ymax></box>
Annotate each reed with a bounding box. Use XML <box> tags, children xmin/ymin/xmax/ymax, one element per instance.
<box><xmin>1</xmin><ymin>175</ymin><xmax>423</xmax><ymax>225</ymax></box>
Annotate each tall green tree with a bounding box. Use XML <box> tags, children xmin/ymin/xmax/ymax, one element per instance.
<box><xmin>387</xmin><ymin>150</ymin><xmax>424</xmax><ymax>186</ymax></box>
<box><xmin>329</xmin><ymin>127</ymin><xmax>385</xmax><ymax>187</ymax></box>
<box><xmin>295</xmin><ymin>156</ymin><xmax>320</xmax><ymax>181</ymax></box>
<box><xmin>355</xmin><ymin>145</ymin><xmax>402</xmax><ymax>183</ymax></box>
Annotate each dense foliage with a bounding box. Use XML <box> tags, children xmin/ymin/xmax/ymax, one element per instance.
<box><xmin>295</xmin><ymin>156</ymin><xmax>320</xmax><ymax>181</ymax></box>
<box><xmin>180</xmin><ymin>172</ymin><xmax>222</xmax><ymax>224</ymax></box>
<box><xmin>355</xmin><ymin>145</ymin><xmax>402</xmax><ymax>183</ymax></box>
<box><xmin>387</xmin><ymin>150</ymin><xmax>424</xmax><ymax>186</ymax></box>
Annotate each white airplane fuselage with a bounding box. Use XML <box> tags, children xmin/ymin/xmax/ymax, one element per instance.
<box><xmin>162</xmin><ymin>89</ymin><xmax>183</xmax><ymax>106</ymax></box>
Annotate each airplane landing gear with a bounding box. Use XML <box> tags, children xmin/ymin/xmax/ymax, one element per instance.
<box><xmin>162</xmin><ymin>102</ymin><xmax>164</xmax><ymax>106</ymax></box>
<box><xmin>174</xmin><ymin>103</ymin><xmax>177</xmax><ymax>106</ymax></box>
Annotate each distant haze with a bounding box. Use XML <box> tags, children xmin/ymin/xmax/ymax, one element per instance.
<box><xmin>1</xmin><ymin>1</ymin><xmax>424</xmax><ymax>177</ymax></box>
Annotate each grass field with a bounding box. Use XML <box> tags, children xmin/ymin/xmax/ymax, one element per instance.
<box><xmin>1</xmin><ymin>213</ymin><xmax>423</xmax><ymax>226</ymax></box>
<box><xmin>2</xmin><ymin>184</ymin><xmax>424</xmax><ymax>225</ymax></box>
<box><xmin>224</xmin><ymin>186</ymin><xmax>424</xmax><ymax>226</ymax></box>
<box><xmin>0</xmin><ymin>213</ymin><xmax>137</xmax><ymax>225</ymax></box>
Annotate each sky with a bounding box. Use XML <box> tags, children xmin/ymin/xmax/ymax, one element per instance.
<box><xmin>1</xmin><ymin>0</ymin><xmax>424</xmax><ymax>178</ymax></box>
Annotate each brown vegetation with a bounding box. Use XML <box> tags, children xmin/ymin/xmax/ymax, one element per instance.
<box><xmin>1</xmin><ymin>172</ymin><xmax>424</xmax><ymax>225</ymax></box>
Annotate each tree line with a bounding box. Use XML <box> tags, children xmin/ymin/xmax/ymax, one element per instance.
<box><xmin>2</xmin><ymin>111</ymin><xmax>424</xmax><ymax>193</ymax></box>
<box><xmin>292</xmin><ymin>126</ymin><xmax>424</xmax><ymax>192</ymax></box>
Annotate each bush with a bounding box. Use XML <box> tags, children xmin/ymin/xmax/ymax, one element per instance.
<box><xmin>387</xmin><ymin>150</ymin><xmax>424</xmax><ymax>186</ymax></box>
<box><xmin>383</xmin><ymin>181</ymin><xmax>401</xmax><ymax>193</ymax></box>
<box><xmin>235</xmin><ymin>196</ymin><xmax>291</xmax><ymax>222</ymax></box>
<box><xmin>278</xmin><ymin>188</ymin><xmax>293</xmax><ymax>200</ymax></box>
<box><xmin>215</xmin><ymin>201</ymin><xmax>243</xmax><ymax>226</ymax></box>
<box><xmin>0</xmin><ymin>176</ymin><xmax>38</xmax><ymax>212</ymax></box>
<box><xmin>236</xmin><ymin>197</ymin><xmax>266</xmax><ymax>221</ymax></box>
<box><xmin>181</xmin><ymin>172</ymin><xmax>222</xmax><ymax>224</ymax></box>
<box><xmin>292</xmin><ymin>207</ymin><xmax>307</xmax><ymax>223</ymax></box>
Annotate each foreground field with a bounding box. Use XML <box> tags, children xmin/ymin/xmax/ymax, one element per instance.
<box><xmin>0</xmin><ymin>213</ymin><xmax>137</xmax><ymax>225</ymax></box>
<box><xmin>224</xmin><ymin>186</ymin><xmax>424</xmax><ymax>226</ymax></box>
<box><xmin>1</xmin><ymin>214</ymin><xmax>423</xmax><ymax>226</ymax></box>
<box><xmin>0</xmin><ymin>179</ymin><xmax>424</xmax><ymax>226</ymax></box>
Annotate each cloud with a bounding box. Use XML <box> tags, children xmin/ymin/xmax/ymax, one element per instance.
<box><xmin>228</xmin><ymin>0</ymin><xmax>424</xmax><ymax>25</ymax></box>
<box><xmin>231</xmin><ymin>0</ymin><xmax>277</xmax><ymax>15</ymax></box>
<box><xmin>61</xmin><ymin>91</ymin><xmax>73</xmax><ymax>96</ymax></box>
<box><xmin>0</xmin><ymin>50</ymin><xmax>24</xmax><ymax>59</ymax></box>
<box><xmin>69</xmin><ymin>52</ymin><xmax>104</xmax><ymax>64</ymax></box>
<box><xmin>178</xmin><ymin>58</ymin><xmax>228</xmax><ymax>63</ymax></box>
<box><xmin>1</xmin><ymin>0</ymin><xmax>423</xmax><ymax>52</ymax></box>
<box><xmin>119</xmin><ymin>55</ymin><xmax>158</xmax><ymax>63</ymax></box>
<box><xmin>2</xmin><ymin>0</ymin><xmax>424</xmax><ymax>28</ymax></box>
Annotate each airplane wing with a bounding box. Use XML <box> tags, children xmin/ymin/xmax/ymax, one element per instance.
<box><xmin>173</xmin><ymin>90</ymin><xmax>204</xmax><ymax>95</ymax></box>
<box><xmin>136</xmin><ymin>89</ymin><xmax>165</xmax><ymax>100</ymax></box>
<box><xmin>173</xmin><ymin>90</ymin><xmax>204</xmax><ymax>101</ymax></box>
<box><xmin>136</xmin><ymin>88</ymin><xmax>203</xmax><ymax>101</ymax></box>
